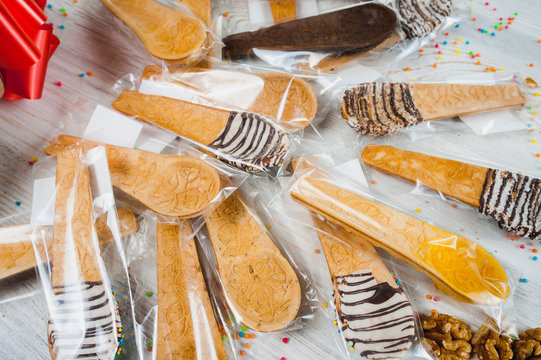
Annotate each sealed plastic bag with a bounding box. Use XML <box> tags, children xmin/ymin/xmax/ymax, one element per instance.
<box><xmin>99</xmin><ymin>0</ymin><xmax>219</xmax><ymax>66</ymax></box>
<box><xmin>109</xmin><ymin>62</ymin><xmax>320</xmax><ymax>176</ymax></box>
<box><xmin>125</xmin><ymin>215</ymin><xmax>230</xmax><ymax>359</ymax></box>
<box><xmin>42</xmin><ymin>99</ymin><xmax>249</xmax><ymax>218</ymax></box>
<box><xmin>217</xmin><ymin>0</ymin><xmax>459</xmax><ymax>72</ymax></box>
<box><xmin>31</xmin><ymin>145</ymin><xmax>138</xmax><ymax>359</ymax></box>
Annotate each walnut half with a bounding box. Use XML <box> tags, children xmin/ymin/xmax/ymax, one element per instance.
<box><xmin>514</xmin><ymin>328</ymin><xmax>541</xmax><ymax>360</ymax></box>
<box><xmin>421</xmin><ymin>313</ymin><xmax>472</xmax><ymax>360</ymax></box>
<box><xmin>471</xmin><ymin>324</ymin><xmax>513</xmax><ymax>360</ymax></box>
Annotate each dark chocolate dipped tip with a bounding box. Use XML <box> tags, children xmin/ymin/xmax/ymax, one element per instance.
<box><xmin>396</xmin><ymin>0</ymin><xmax>452</xmax><ymax>39</ymax></box>
<box><xmin>341</xmin><ymin>83</ymin><xmax>424</xmax><ymax>136</ymax></box>
<box><xmin>479</xmin><ymin>169</ymin><xmax>541</xmax><ymax>240</ymax></box>
<box><xmin>222</xmin><ymin>3</ymin><xmax>397</xmax><ymax>59</ymax></box>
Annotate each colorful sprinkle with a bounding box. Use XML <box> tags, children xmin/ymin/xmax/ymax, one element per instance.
<box><xmin>60</xmin><ymin>25</ymin><xmax>65</xmax><ymax>30</ymax></box>
<box><xmin>15</xmin><ymin>201</ymin><xmax>21</xmax><ymax>206</ymax></box>
<box><xmin>533</xmin><ymin>249</ymin><xmax>538</xmax><ymax>253</ymax></box>
<box><xmin>404</xmin><ymin>67</ymin><xmax>411</xmax><ymax>71</ymax></box>
<box><xmin>47</xmin><ymin>4</ymin><xmax>52</xmax><ymax>8</ymax></box>
<box><xmin>426</xmin><ymin>295</ymin><xmax>432</xmax><ymax>299</ymax></box>
<box><xmin>520</xmin><ymin>278</ymin><xmax>528</xmax><ymax>283</ymax></box>
<box><xmin>250</xmin><ymin>334</ymin><xmax>255</xmax><ymax>339</ymax></box>
<box><xmin>533</xmin><ymin>256</ymin><xmax>538</xmax><ymax>261</ymax></box>
<box><xmin>314</xmin><ymin>249</ymin><xmax>321</xmax><ymax>254</ymax></box>
<box><xmin>80</xmin><ymin>73</ymin><xmax>85</xmax><ymax>77</ymax></box>
<box><xmin>451</xmin><ymin>203</ymin><xmax>457</xmax><ymax>208</ymax></box>
<box><xmin>371</xmin><ymin>180</ymin><xmax>377</xmax><ymax>184</ymax></box>
<box><xmin>239</xmin><ymin>332</ymin><xmax>244</xmax><ymax>337</ymax></box>
<box><xmin>240</xmin><ymin>350</ymin><xmax>246</xmax><ymax>356</ymax></box>
<box><xmin>415</xmin><ymin>208</ymin><xmax>421</xmax><ymax>213</ymax></box>
<box><xmin>396</xmin><ymin>280</ymin><xmax>401</xmax><ymax>285</ymax></box>
<box><xmin>146</xmin><ymin>291</ymin><xmax>153</xmax><ymax>297</ymax></box>
<box><xmin>241</xmin><ymin>325</ymin><xmax>247</xmax><ymax>332</ymax></box>
<box><xmin>322</xmin><ymin>302</ymin><xmax>328</xmax><ymax>308</ymax></box>
<box><xmin>56</xmin><ymin>81</ymin><xmax>62</xmax><ymax>86</ymax></box>
<box><xmin>282</xmin><ymin>337</ymin><xmax>289</xmax><ymax>344</ymax></box>
<box><xmin>520</xmin><ymin>244</ymin><xmax>525</xmax><ymax>249</ymax></box>
<box><xmin>245</xmin><ymin>343</ymin><xmax>250</xmax><ymax>348</ymax></box>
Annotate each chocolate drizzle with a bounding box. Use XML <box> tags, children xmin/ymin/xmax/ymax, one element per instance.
<box><xmin>209</xmin><ymin>111</ymin><xmax>290</xmax><ymax>172</ymax></box>
<box><xmin>396</xmin><ymin>0</ymin><xmax>452</xmax><ymax>39</ymax></box>
<box><xmin>48</xmin><ymin>281</ymin><xmax>122</xmax><ymax>360</ymax></box>
<box><xmin>334</xmin><ymin>270</ymin><xmax>414</xmax><ymax>359</ymax></box>
<box><xmin>341</xmin><ymin>83</ymin><xmax>424</xmax><ymax>136</ymax></box>
<box><xmin>479</xmin><ymin>168</ymin><xmax>541</xmax><ymax>239</ymax></box>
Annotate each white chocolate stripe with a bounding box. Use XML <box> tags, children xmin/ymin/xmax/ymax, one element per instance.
<box><xmin>209</xmin><ymin>111</ymin><xmax>290</xmax><ymax>172</ymax></box>
<box><xmin>335</xmin><ymin>271</ymin><xmax>414</xmax><ymax>359</ymax></box>
<box><xmin>48</xmin><ymin>282</ymin><xmax>122</xmax><ymax>359</ymax></box>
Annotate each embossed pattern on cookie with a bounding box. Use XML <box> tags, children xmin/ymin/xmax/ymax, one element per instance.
<box><xmin>48</xmin><ymin>148</ymin><xmax>121</xmax><ymax>360</ymax></box>
<box><xmin>204</xmin><ymin>193</ymin><xmax>301</xmax><ymax>332</ymax></box>
<box><xmin>141</xmin><ymin>66</ymin><xmax>318</xmax><ymax>130</ymax></box>
<box><xmin>45</xmin><ymin>135</ymin><xmax>221</xmax><ymax>217</ymax></box>
<box><xmin>292</xmin><ymin>159</ymin><xmax>414</xmax><ymax>359</ymax></box>
<box><xmin>362</xmin><ymin>145</ymin><xmax>541</xmax><ymax>240</ymax></box>
<box><xmin>112</xmin><ymin>90</ymin><xmax>290</xmax><ymax>172</ymax></box>
<box><xmin>156</xmin><ymin>223</ymin><xmax>227</xmax><ymax>359</ymax></box>
<box><xmin>342</xmin><ymin>83</ymin><xmax>526</xmax><ymax>136</ymax></box>
<box><xmin>290</xmin><ymin>173</ymin><xmax>510</xmax><ymax>305</ymax></box>
<box><xmin>100</xmin><ymin>0</ymin><xmax>206</xmax><ymax>61</ymax></box>
<box><xmin>0</xmin><ymin>209</ymin><xmax>137</xmax><ymax>280</ymax></box>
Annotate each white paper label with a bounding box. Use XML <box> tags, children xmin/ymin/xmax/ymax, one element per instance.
<box><xmin>330</xmin><ymin>159</ymin><xmax>368</xmax><ymax>190</ymax></box>
<box><xmin>140</xmin><ymin>72</ymin><xmax>265</xmax><ymax>111</ymax></box>
<box><xmin>30</xmin><ymin>177</ymin><xmax>56</xmax><ymax>226</ymax></box>
<box><xmin>86</xmin><ymin>147</ymin><xmax>115</xmax><ymax>214</ymax></box>
<box><xmin>460</xmin><ymin>110</ymin><xmax>526</xmax><ymax>135</ymax></box>
<box><xmin>83</xmin><ymin>105</ymin><xmax>142</xmax><ymax>148</ymax></box>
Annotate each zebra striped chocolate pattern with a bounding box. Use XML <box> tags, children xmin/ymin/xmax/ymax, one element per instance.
<box><xmin>479</xmin><ymin>169</ymin><xmax>541</xmax><ymax>240</ymax></box>
<box><xmin>334</xmin><ymin>271</ymin><xmax>415</xmax><ymax>359</ymax></box>
<box><xmin>48</xmin><ymin>281</ymin><xmax>122</xmax><ymax>360</ymax></box>
<box><xmin>396</xmin><ymin>0</ymin><xmax>452</xmax><ymax>39</ymax></box>
<box><xmin>209</xmin><ymin>111</ymin><xmax>290</xmax><ymax>172</ymax></box>
<box><xmin>342</xmin><ymin>83</ymin><xmax>424</xmax><ymax>136</ymax></box>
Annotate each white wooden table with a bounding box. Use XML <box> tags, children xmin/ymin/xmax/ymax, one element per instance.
<box><xmin>1</xmin><ymin>0</ymin><xmax>541</xmax><ymax>359</ymax></box>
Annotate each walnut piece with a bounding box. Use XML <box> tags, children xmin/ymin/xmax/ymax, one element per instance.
<box><xmin>471</xmin><ymin>324</ymin><xmax>513</xmax><ymax>360</ymax></box>
<box><xmin>514</xmin><ymin>328</ymin><xmax>541</xmax><ymax>360</ymax></box>
<box><xmin>421</xmin><ymin>313</ymin><xmax>472</xmax><ymax>360</ymax></box>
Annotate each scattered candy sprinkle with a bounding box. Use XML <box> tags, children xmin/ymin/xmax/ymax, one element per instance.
<box><xmin>520</xmin><ymin>244</ymin><xmax>525</xmax><ymax>249</ymax></box>
<box><xmin>434</xmin><ymin>296</ymin><xmax>439</xmax><ymax>302</ymax></box>
<box><xmin>314</xmin><ymin>249</ymin><xmax>321</xmax><ymax>254</ymax></box>
<box><xmin>244</xmin><ymin>333</ymin><xmax>249</xmax><ymax>339</ymax></box>
<box><xmin>145</xmin><ymin>291</ymin><xmax>153</xmax><ymax>297</ymax></box>
<box><xmin>61</xmin><ymin>8</ymin><xmax>66</xmax><ymax>12</ymax></box>
<box><xmin>250</xmin><ymin>334</ymin><xmax>255</xmax><ymax>339</ymax></box>
<box><xmin>15</xmin><ymin>201</ymin><xmax>21</xmax><ymax>206</ymax></box>
<box><xmin>533</xmin><ymin>249</ymin><xmax>538</xmax><ymax>253</ymax></box>
<box><xmin>80</xmin><ymin>73</ymin><xmax>85</xmax><ymax>77</ymax></box>
<box><xmin>240</xmin><ymin>350</ymin><xmax>246</xmax><ymax>356</ymax></box>
<box><xmin>520</xmin><ymin>278</ymin><xmax>528</xmax><ymax>283</ymax></box>
<box><xmin>56</xmin><ymin>81</ymin><xmax>62</xmax><ymax>86</ymax></box>
<box><xmin>239</xmin><ymin>332</ymin><xmax>244</xmax><ymax>337</ymax></box>
<box><xmin>426</xmin><ymin>295</ymin><xmax>432</xmax><ymax>299</ymax></box>
<box><xmin>322</xmin><ymin>302</ymin><xmax>328</xmax><ymax>308</ymax></box>
<box><xmin>404</xmin><ymin>67</ymin><xmax>411</xmax><ymax>71</ymax></box>
<box><xmin>431</xmin><ymin>309</ymin><xmax>437</xmax><ymax>314</ymax></box>
<box><xmin>534</xmin><ymin>256</ymin><xmax>538</xmax><ymax>261</ymax></box>
<box><xmin>47</xmin><ymin>4</ymin><xmax>52</xmax><ymax>8</ymax></box>
<box><xmin>451</xmin><ymin>203</ymin><xmax>457</xmax><ymax>208</ymax></box>
<box><xmin>245</xmin><ymin>343</ymin><xmax>250</xmax><ymax>348</ymax></box>
<box><xmin>371</xmin><ymin>180</ymin><xmax>377</xmax><ymax>184</ymax></box>
<box><xmin>396</xmin><ymin>280</ymin><xmax>401</xmax><ymax>285</ymax></box>
<box><xmin>241</xmin><ymin>325</ymin><xmax>247</xmax><ymax>332</ymax></box>
<box><xmin>60</xmin><ymin>25</ymin><xmax>65</xmax><ymax>30</ymax></box>
<box><xmin>415</xmin><ymin>208</ymin><xmax>421</xmax><ymax>212</ymax></box>
<box><xmin>282</xmin><ymin>338</ymin><xmax>289</xmax><ymax>344</ymax></box>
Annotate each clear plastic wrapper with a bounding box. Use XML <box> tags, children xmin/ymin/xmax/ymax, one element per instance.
<box><xmin>186</xmin><ymin>180</ymin><xmax>347</xmax><ymax>358</ymax></box>
<box><xmin>327</xmin><ymin>74</ymin><xmax>530</xmax><ymax>144</ymax></box>
<box><xmin>124</xmin><ymin>213</ymin><xmax>232</xmax><ymax>359</ymax></box>
<box><xmin>42</xmin><ymin>98</ymin><xmax>249</xmax><ymax>218</ymax></box>
<box><xmin>30</xmin><ymin>145</ymin><xmax>138</xmax><ymax>359</ymax></box>
<box><xmin>98</xmin><ymin>0</ymin><xmax>220</xmax><ymax>66</ymax></box>
<box><xmin>108</xmin><ymin>62</ymin><xmax>322</xmax><ymax>176</ymax></box>
<box><xmin>283</xmin><ymin>153</ymin><xmax>541</xmax><ymax>359</ymax></box>
<box><xmin>216</xmin><ymin>0</ymin><xmax>460</xmax><ymax>73</ymax></box>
